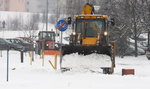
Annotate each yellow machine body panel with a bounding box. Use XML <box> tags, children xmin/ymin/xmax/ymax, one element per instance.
<box><xmin>82</xmin><ymin>37</ymin><xmax>98</xmax><ymax>45</ymax></box>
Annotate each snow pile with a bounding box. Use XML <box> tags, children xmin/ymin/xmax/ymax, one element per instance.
<box><xmin>62</xmin><ymin>53</ymin><xmax>111</xmax><ymax>72</ymax></box>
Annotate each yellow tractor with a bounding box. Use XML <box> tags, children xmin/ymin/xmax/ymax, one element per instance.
<box><xmin>60</xmin><ymin>3</ymin><xmax>115</xmax><ymax>74</ymax></box>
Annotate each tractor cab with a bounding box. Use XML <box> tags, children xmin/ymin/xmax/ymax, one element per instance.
<box><xmin>38</xmin><ymin>31</ymin><xmax>55</xmax><ymax>41</ymax></box>
<box><xmin>35</xmin><ymin>31</ymin><xmax>59</xmax><ymax>55</ymax></box>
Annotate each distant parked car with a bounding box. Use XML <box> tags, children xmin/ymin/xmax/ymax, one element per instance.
<box><xmin>6</xmin><ymin>38</ymin><xmax>34</xmax><ymax>52</ymax></box>
<box><xmin>0</xmin><ymin>38</ymin><xmax>23</xmax><ymax>51</ymax></box>
<box><xmin>17</xmin><ymin>37</ymin><xmax>35</xmax><ymax>44</ymax></box>
<box><xmin>63</xmin><ymin>37</ymin><xmax>70</xmax><ymax>41</ymax></box>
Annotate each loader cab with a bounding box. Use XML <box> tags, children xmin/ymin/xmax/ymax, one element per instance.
<box><xmin>71</xmin><ymin>15</ymin><xmax>109</xmax><ymax>45</ymax></box>
<box><xmin>76</xmin><ymin>19</ymin><xmax>105</xmax><ymax>37</ymax></box>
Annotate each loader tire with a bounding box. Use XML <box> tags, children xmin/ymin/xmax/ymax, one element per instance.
<box><xmin>61</xmin><ymin>67</ymin><xmax>71</xmax><ymax>72</ymax></box>
<box><xmin>103</xmin><ymin>68</ymin><xmax>113</xmax><ymax>74</ymax></box>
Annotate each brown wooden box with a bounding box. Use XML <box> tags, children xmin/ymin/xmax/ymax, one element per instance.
<box><xmin>122</xmin><ymin>69</ymin><xmax>135</xmax><ymax>75</ymax></box>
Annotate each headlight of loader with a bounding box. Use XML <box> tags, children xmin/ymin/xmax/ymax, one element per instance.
<box><xmin>72</xmin><ymin>32</ymin><xmax>76</xmax><ymax>35</ymax></box>
<box><xmin>104</xmin><ymin>31</ymin><xmax>108</xmax><ymax>36</ymax></box>
<box><xmin>96</xmin><ymin>40</ymin><xmax>100</xmax><ymax>44</ymax></box>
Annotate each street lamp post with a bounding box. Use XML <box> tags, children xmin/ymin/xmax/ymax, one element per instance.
<box><xmin>148</xmin><ymin>30</ymin><xmax>150</xmax><ymax>49</ymax></box>
<box><xmin>46</xmin><ymin>0</ymin><xmax>48</xmax><ymax>31</ymax></box>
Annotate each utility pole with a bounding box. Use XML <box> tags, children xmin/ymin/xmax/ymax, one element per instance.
<box><xmin>148</xmin><ymin>31</ymin><xmax>150</xmax><ymax>48</ymax></box>
<box><xmin>132</xmin><ymin>0</ymin><xmax>138</xmax><ymax>57</ymax></box>
<box><xmin>56</xmin><ymin>0</ymin><xmax>59</xmax><ymax>36</ymax></box>
<box><xmin>46</xmin><ymin>0</ymin><xmax>48</xmax><ymax>31</ymax></box>
<box><xmin>148</xmin><ymin>2</ymin><xmax>150</xmax><ymax>49</ymax></box>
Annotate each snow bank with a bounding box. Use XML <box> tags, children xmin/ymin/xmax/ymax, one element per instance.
<box><xmin>62</xmin><ymin>53</ymin><xmax>111</xmax><ymax>72</ymax></box>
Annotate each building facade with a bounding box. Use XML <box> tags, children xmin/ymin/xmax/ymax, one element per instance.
<box><xmin>9</xmin><ymin>0</ymin><xmax>27</xmax><ymax>12</ymax></box>
<box><xmin>0</xmin><ymin>0</ymin><xmax>9</xmax><ymax>11</ymax></box>
<box><xmin>0</xmin><ymin>0</ymin><xmax>66</xmax><ymax>13</ymax></box>
<box><xmin>26</xmin><ymin>0</ymin><xmax>59</xmax><ymax>13</ymax></box>
<box><xmin>0</xmin><ymin>0</ymin><xmax>27</xmax><ymax>12</ymax></box>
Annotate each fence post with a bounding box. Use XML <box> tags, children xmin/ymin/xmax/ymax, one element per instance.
<box><xmin>21</xmin><ymin>51</ymin><xmax>24</xmax><ymax>63</ymax></box>
<box><xmin>32</xmin><ymin>51</ymin><xmax>34</xmax><ymax>61</ymax></box>
<box><xmin>42</xmin><ymin>51</ymin><xmax>44</xmax><ymax>66</ymax></box>
<box><xmin>6</xmin><ymin>49</ymin><xmax>9</xmax><ymax>82</ymax></box>
<box><xmin>0</xmin><ymin>51</ymin><xmax>2</xmax><ymax>57</ymax></box>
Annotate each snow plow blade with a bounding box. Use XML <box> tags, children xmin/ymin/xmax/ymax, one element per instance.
<box><xmin>61</xmin><ymin>45</ymin><xmax>112</xmax><ymax>56</ymax></box>
<box><xmin>60</xmin><ymin>45</ymin><xmax>114</xmax><ymax>74</ymax></box>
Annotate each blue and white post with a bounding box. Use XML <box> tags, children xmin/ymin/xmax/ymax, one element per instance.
<box><xmin>56</xmin><ymin>19</ymin><xmax>68</xmax><ymax>70</ymax></box>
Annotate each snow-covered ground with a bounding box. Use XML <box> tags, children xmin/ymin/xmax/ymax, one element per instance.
<box><xmin>0</xmin><ymin>51</ymin><xmax>150</xmax><ymax>89</ymax></box>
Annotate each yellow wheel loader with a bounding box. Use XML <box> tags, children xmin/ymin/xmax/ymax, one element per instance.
<box><xmin>60</xmin><ymin>3</ymin><xmax>115</xmax><ymax>74</ymax></box>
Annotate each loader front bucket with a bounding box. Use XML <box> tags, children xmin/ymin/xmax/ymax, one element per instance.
<box><xmin>61</xmin><ymin>45</ymin><xmax>112</xmax><ymax>56</ymax></box>
<box><xmin>60</xmin><ymin>45</ymin><xmax>114</xmax><ymax>73</ymax></box>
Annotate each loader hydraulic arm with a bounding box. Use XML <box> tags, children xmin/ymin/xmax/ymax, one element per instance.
<box><xmin>81</xmin><ymin>3</ymin><xmax>94</xmax><ymax>15</ymax></box>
